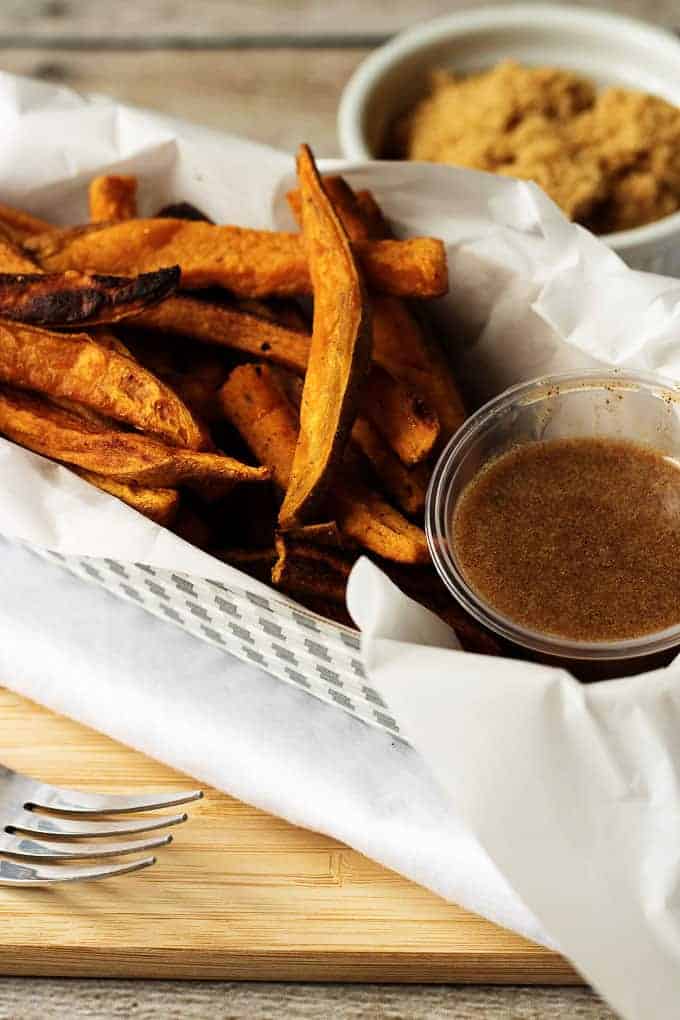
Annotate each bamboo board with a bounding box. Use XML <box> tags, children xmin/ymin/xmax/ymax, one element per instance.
<box><xmin>0</xmin><ymin>687</ymin><xmax>577</xmax><ymax>983</ymax></box>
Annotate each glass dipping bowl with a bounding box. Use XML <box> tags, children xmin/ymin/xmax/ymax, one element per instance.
<box><xmin>426</xmin><ymin>370</ymin><xmax>680</xmax><ymax>665</ymax></box>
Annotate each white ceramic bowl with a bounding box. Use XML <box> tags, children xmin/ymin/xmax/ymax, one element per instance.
<box><xmin>338</xmin><ymin>4</ymin><xmax>680</xmax><ymax>275</ymax></box>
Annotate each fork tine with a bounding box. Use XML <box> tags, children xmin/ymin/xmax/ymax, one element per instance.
<box><xmin>28</xmin><ymin>786</ymin><xmax>203</xmax><ymax>815</ymax></box>
<box><xmin>7</xmin><ymin>810</ymin><xmax>189</xmax><ymax>839</ymax></box>
<box><xmin>0</xmin><ymin>855</ymin><xmax>156</xmax><ymax>886</ymax></box>
<box><xmin>0</xmin><ymin>831</ymin><xmax>171</xmax><ymax>861</ymax></box>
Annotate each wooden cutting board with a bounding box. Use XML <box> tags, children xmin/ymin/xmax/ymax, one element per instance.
<box><xmin>0</xmin><ymin>687</ymin><xmax>578</xmax><ymax>983</ymax></box>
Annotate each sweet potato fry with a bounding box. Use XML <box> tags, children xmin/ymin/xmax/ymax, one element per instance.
<box><xmin>348</xmin><ymin>188</ymin><xmax>465</xmax><ymax>443</ymax></box>
<box><xmin>372</xmin><ymin>296</ymin><xmax>466</xmax><ymax>446</ymax></box>
<box><xmin>279</xmin><ymin>144</ymin><xmax>372</xmax><ymax>527</ymax></box>
<box><xmin>48</xmin><ymin>394</ymin><xmax>113</xmax><ymax>429</ymax></box>
<box><xmin>132</xmin><ymin>295</ymin><xmax>309</xmax><ymax>374</ymax></box>
<box><xmin>351</xmin><ymin>417</ymin><xmax>429</xmax><ymax>516</ymax></box>
<box><xmin>287</xmin><ymin>185</ymin><xmax>442</xmax><ymax>463</ymax></box>
<box><xmin>0</xmin><ymin>386</ymin><xmax>269</xmax><ymax>492</ymax></box>
<box><xmin>221</xmin><ymin>362</ymin><xmax>429</xmax><ymax>564</ymax></box>
<box><xmin>26</xmin><ymin>220</ymin><xmax>448</xmax><ymax>298</ymax></box>
<box><xmin>0</xmin><ymin>202</ymin><xmax>52</xmax><ymax>241</ymax></box>
<box><xmin>288</xmin><ymin>180</ymin><xmax>389</xmax><ymax>240</ymax></box>
<box><xmin>294</xmin><ymin>178</ymin><xmax>395</xmax><ymax>245</ymax></box>
<box><xmin>0</xmin><ymin>318</ymin><xmax>210</xmax><ymax>450</ymax></box>
<box><xmin>332</xmin><ymin>180</ymin><xmax>464</xmax><ymax>442</ymax></box>
<box><xmin>334</xmin><ymin>469</ymin><xmax>430</xmax><ymax>565</ymax></box>
<box><xmin>287</xmin><ymin>177</ymin><xmax>367</xmax><ymax>241</ymax></box>
<box><xmin>291</xmin><ymin>186</ymin><xmax>388</xmax><ymax>246</ymax></box>
<box><xmin>219</xmin><ymin>363</ymin><xmax>298</xmax><ymax>492</ymax></box>
<box><xmin>89</xmin><ymin>175</ymin><xmax>138</xmax><ymax>223</ymax></box>
<box><xmin>0</xmin><ymin>266</ymin><xmax>179</xmax><ymax>327</ymax></box>
<box><xmin>0</xmin><ymin>230</ymin><xmax>40</xmax><ymax>273</ymax></box>
<box><xmin>90</xmin><ymin>326</ymin><xmax>133</xmax><ymax>358</ymax></box>
<box><xmin>291</xmin><ymin>176</ymin><xmax>465</xmax><ymax>444</ymax></box>
<box><xmin>227</xmin><ymin>358</ymin><xmax>427</xmax><ymax>517</ymax></box>
<box><xmin>74</xmin><ymin>469</ymin><xmax>180</xmax><ymax>526</ymax></box>
<box><xmin>272</xmin><ymin>535</ymin><xmax>351</xmax><ymax>603</ymax></box>
<box><xmin>361</xmin><ymin>364</ymin><xmax>439</xmax><ymax>466</ymax></box>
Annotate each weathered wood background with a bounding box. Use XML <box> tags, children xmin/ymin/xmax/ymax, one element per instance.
<box><xmin>0</xmin><ymin>0</ymin><xmax>676</xmax><ymax>155</ymax></box>
<box><xmin>2</xmin><ymin>1</ymin><xmax>674</xmax><ymax>1016</ymax></box>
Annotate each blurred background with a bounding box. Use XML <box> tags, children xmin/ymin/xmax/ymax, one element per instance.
<box><xmin>0</xmin><ymin>0</ymin><xmax>675</xmax><ymax>154</ymax></box>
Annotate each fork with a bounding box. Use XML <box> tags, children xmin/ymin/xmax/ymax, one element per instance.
<box><xmin>0</xmin><ymin>763</ymin><xmax>202</xmax><ymax>885</ymax></box>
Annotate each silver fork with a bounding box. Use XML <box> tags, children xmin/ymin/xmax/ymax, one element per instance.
<box><xmin>0</xmin><ymin>763</ymin><xmax>202</xmax><ymax>885</ymax></box>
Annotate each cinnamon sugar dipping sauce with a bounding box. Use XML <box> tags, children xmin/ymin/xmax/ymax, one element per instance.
<box><xmin>426</xmin><ymin>371</ymin><xmax>680</xmax><ymax>664</ymax></box>
<box><xmin>452</xmin><ymin>438</ymin><xmax>680</xmax><ymax>642</ymax></box>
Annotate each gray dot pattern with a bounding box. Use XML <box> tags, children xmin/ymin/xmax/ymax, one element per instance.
<box><xmin>33</xmin><ymin>547</ymin><xmax>403</xmax><ymax>739</ymax></box>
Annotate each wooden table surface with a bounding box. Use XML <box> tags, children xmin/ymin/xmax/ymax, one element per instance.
<box><xmin>2</xmin><ymin>1</ymin><xmax>673</xmax><ymax>1016</ymax></box>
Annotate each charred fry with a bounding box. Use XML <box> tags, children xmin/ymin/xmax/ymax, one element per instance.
<box><xmin>26</xmin><ymin>220</ymin><xmax>448</xmax><ymax>298</ymax></box>
<box><xmin>0</xmin><ymin>318</ymin><xmax>210</xmax><ymax>450</ymax></box>
<box><xmin>279</xmin><ymin>144</ymin><xmax>372</xmax><ymax>526</ymax></box>
<box><xmin>0</xmin><ymin>386</ymin><xmax>268</xmax><ymax>492</ymax></box>
<box><xmin>89</xmin><ymin>174</ymin><xmax>138</xmax><ymax>222</ymax></box>
<box><xmin>74</xmin><ymin>469</ymin><xmax>180</xmax><ymax>525</ymax></box>
<box><xmin>0</xmin><ymin>266</ymin><xmax>179</xmax><ymax>327</ymax></box>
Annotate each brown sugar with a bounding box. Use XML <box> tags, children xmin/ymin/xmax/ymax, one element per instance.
<box><xmin>395</xmin><ymin>61</ymin><xmax>680</xmax><ymax>232</ymax></box>
<box><xmin>452</xmin><ymin>437</ymin><xmax>680</xmax><ymax>642</ymax></box>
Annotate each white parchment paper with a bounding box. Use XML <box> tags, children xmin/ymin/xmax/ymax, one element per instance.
<box><xmin>2</xmin><ymin>71</ymin><xmax>680</xmax><ymax>1018</ymax></box>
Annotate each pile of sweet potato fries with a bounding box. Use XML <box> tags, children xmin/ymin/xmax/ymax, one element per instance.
<box><xmin>0</xmin><ymin>145</ymin><xmax>498</xmax><ymax>654</ymax></box>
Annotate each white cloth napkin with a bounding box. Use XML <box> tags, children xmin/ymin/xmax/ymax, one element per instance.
<box><xmin>0</xmin><ymin>535</ymin><xmax>543</xmax><ymax>946</ymax></box>
<box><xmin>3</xmin><ymin>71</ymin><xmax>680</xmax><ymax>1018</ymax></box>
<box><xmin>349</xmin><ymin>561</ymin><xmax>680</xmax><ymax>1020</ymax></box>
